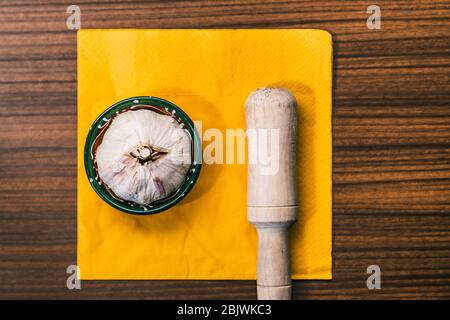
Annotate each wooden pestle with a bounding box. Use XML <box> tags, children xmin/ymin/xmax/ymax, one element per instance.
<box><xmin>245</xmin><ymin>87</ymin><xmax>298</xmax><ymax>300</ymax></box>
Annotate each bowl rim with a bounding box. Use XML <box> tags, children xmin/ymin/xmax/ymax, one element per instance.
<box><xmin>83</xmin><ymin>96</ymin><xmax>202</xmax><ymax>215</ymax></box>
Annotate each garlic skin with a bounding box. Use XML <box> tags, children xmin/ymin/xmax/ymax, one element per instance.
<box><xmin>95</xmin><ymin>109</ymin><xmax>192</xmax><ymax>205</ymax></box>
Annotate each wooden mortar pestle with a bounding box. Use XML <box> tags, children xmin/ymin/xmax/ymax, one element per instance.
<box><xmin>245</xmin><ymin>87</ymin><xmax>298</xmax><ymax>300</ymax></box>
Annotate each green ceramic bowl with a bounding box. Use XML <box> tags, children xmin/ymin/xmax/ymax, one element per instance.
<box><xmin>84</xmin><ymin>96</ymin><xmax>202</xmax><ymax>215</ymax></box>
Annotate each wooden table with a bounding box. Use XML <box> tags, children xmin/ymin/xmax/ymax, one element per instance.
<box><xmin>0</xmin><ymin>0</ymin><xmax>449</xmax><ymax>299</ymax></box>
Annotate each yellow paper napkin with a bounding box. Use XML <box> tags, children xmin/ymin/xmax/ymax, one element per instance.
<box><xmin>77</xmin><ymin>29</ymin><xmax>332</xmax><ymax>280</ymax></box>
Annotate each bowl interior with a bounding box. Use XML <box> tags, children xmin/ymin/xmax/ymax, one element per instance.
<box><xmin>84</xmin><ymin>96</ymin><xmax>202</xmax><ymax>215</ymax></box>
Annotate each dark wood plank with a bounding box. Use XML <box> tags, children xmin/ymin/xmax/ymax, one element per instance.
<box><xmin>0</xmin><ymin>0</ymin><xmax>449</xmax><ymax>299</ymax></box>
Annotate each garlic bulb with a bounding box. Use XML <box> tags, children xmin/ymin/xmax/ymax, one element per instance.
<box><xmin>95</xmin><ymin>108</ymin><xmax>192</xmax><ymax>205</ymax></box>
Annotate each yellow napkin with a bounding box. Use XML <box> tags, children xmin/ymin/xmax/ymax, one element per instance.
<box><xmin>78</xmin><ymin>29</ymin><xmax>332</xmax><ymax>280</ymax></box>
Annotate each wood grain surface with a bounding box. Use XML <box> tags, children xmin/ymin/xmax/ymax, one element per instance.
<box><xmin>0</xmin><ymin>0</ymin><xmax>449</xmax><ymax>299</ymax></box>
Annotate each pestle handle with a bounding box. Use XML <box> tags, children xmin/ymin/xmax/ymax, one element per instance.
<box><xmin>249</xmin><ymin>207</ymin><xmax>297</xmax><ymax>300</ymax></box>
<box><xmin>245</xmin><ymin>88</ymin><xmax>298</xmax><ymax>300</ymax></box>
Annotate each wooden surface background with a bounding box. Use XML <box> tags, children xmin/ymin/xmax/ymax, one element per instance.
<box><xmin>0</xmin><ymin>0</ymin><xmax>449</xmax><ymax>299</ymax></box>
